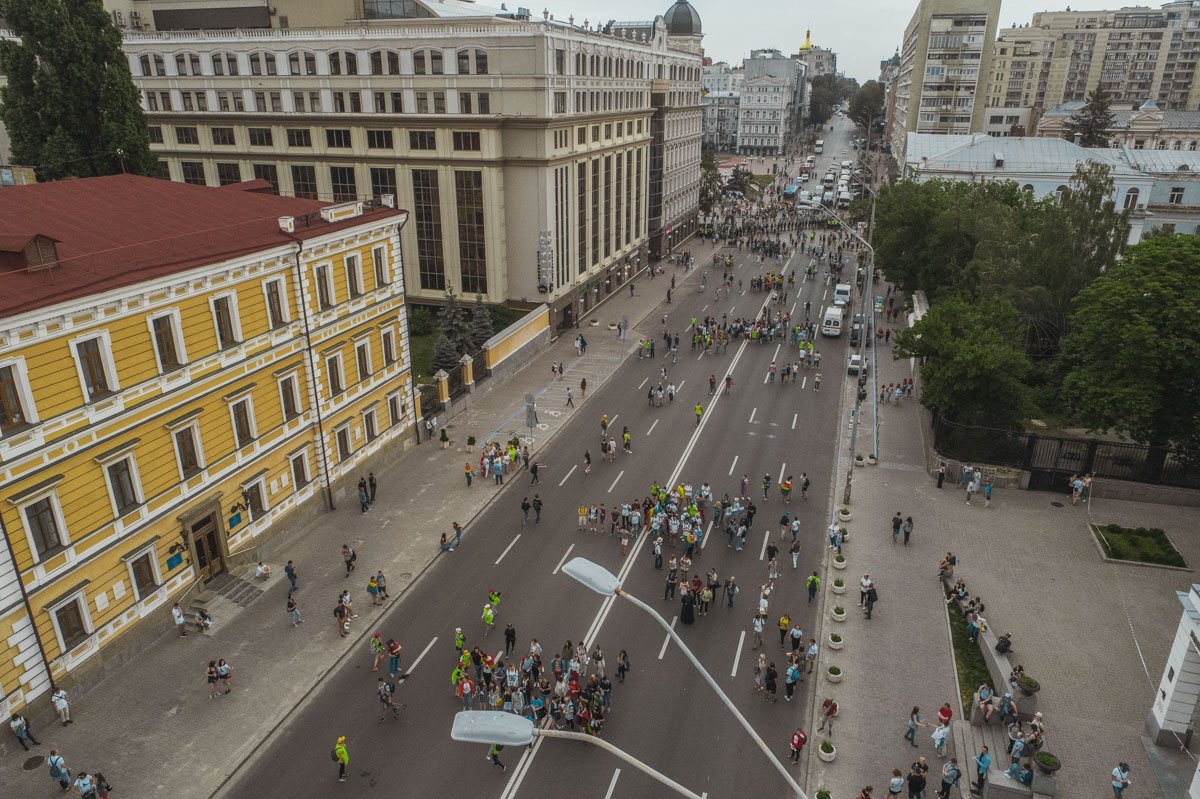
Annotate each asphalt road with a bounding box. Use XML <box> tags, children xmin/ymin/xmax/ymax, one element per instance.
<box><xmin>221</xmin><ymin>120</ymin><xmax>861</xmax><ymax>799</ymax></box>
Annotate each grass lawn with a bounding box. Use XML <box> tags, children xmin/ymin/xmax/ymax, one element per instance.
<box><xmin>944</xmin><ymin>588</ymin><xmax>991</xmax><ymax>712</ymax></box>
<box><xmin>1091</xmin><ymin>523</ymin><xmax>1187</xmax><ymax>567</ymax></box>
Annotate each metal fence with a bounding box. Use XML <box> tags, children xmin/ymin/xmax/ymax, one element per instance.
<box><xmin>932</xmin><ymin>411</ymin><xmax>1200</xmax><ymax>490</ymax></box>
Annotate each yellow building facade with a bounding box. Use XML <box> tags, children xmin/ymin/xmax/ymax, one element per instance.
<box><xmin>0</xmin><ymin>175</ymin><xmax>412</xmax><ymax>714</ymax></box>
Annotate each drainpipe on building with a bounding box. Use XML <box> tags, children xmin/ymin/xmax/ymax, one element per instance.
<box><xmin>0</xmin><ymin>515</ymin><xmax>57</xmax><ymax>695</ymax></box>
<box><xmin>285</xmin><ymin>238</ymin><xmax>336</xmax><ymax>511</ymax></box>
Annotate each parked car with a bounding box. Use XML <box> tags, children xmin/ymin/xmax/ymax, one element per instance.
<box><xmin>847</xmin><ymin>353</ymin><xmax>868</xmax><ymax>375</ymax></box>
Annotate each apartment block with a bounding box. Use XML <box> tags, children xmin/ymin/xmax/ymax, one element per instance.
<box><xmin>0</xmin><ymin>176</ymin><xmax>411</xmax><ymax>714</ymax></box>
<box><xmin>107</xmin><ymin>0</ymin><xmax>703</xmax><ymax>330</ymax></box>
<box><xmin>890</xmin><ymin>0</ymin><xmax>1001</xmax><ymax>162</ymax></box>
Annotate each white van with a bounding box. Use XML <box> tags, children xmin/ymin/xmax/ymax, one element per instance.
<box><xmin>841</xmin><ymin>160</ymin><xmax>853</xmax><ymax>170</ymax></box>
<box><xmin>798</xmin><ymin>190</ymin><xmax>812</xmax><ymax>205</ymax></box>
<box><xmin>837</xmin><ymin>191</ymin><xmax>852</xmax><ymax>209</ymax></box>
<box><xmin>821</xmin><ymin>306</ymin><xmax>843</xmax><ymax>337</ymax></box>
<box><xmin>821</xmin><ymin>191</ymin><xmax>834</xmax><ymax>206</ymax></box>
<box><xmin>832</xmin><ymin>283</ymin><xmax>852</xmax><ymax>307</ymax></box>
<box><xmin>822</xmin><ymin>173</ymin><xmax>836</xmax><ymax>190</ymax></box>
<box><xmin>805</xmin><ymin>155</ymin><xmax>816</xmax><ymax>167</ymax></box>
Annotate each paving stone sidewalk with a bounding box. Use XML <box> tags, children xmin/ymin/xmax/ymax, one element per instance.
<box><xmin>807</xmin><ymin>293</ymin><xmax>1196</xmax><ymax>799</ymax></box>
<box><xmin>0</xmin><ymin>246</ymin><xmax>725</xmax><ymax>798</ymax></box>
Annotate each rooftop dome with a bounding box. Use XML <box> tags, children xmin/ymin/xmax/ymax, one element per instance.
<box><xmin>663</xmin><ymin>0</ymin><xmax>701</xmax><ymax>36</ymax></box>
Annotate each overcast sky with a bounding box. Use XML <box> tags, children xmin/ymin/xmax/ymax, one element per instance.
<box><xmin>540</xmin><ymin>0</ymin><xmax>1110</xmax><ymax>83</ymax></box>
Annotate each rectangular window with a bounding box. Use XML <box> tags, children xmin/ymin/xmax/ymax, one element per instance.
<box><xmin>1170</xmin><ymin>186</ymin><xmax>1185</xmax><ymax>204</ymax></box>
<box><xmin>388</xmin><ymin>393</ymin><xmax>405</xmax><ymax>426</ymax></box>
<box><xmin>248</xmin><ymin>128</ymin><xmax>273</xmax><ymax>147</ymax></box>
<box><xmin>245</xmin><ymin>481</ymin><xmax>267</xmax><ymax>520</ymax></box>
<box><xmin>433</xmin><ymin>92</ymin><xmax>446</xmax><ymax>113</ymax></box>
<box><xmin>356</xmin><ymin>342</ymin><xmax>371</xmax><ymax>381</ymax></box>
<box><xmin>578</xmin><ymin>127</ymin><xmax>586</xmax><ymax>145</ymax></box>
<box><xmin>477</xmin><ymin>93</ymin><xmax>490</xmax><ymax>114</ymax></box>
<box><xmin>150</xmin><ymin>313</ymin><xmax>184</xmax><ymax>371</ymax></box>
<box><xmin>555</xmin><ymin>48</ymin><xmax>565</xmax><ymax>75</ymax></box>
<box><xmin>390</xmin><ymin>91</ymin><xmax>404</xmax><ymax>113</ymax></box>
<box><xmin>231</xmin><ymin>398</ymin><xmax>256</xmax><ymax>448</ymax></box>
<box><xmin>410</xmin><ymin>130</ymin><xmax>436</xmax><ymax>150</ymax></box>
<box><xmin>308</xmin><ymin>91</ymin><xmax>321</xmax><ymax>113</ymax></box>
<box><xmin>326</xmin><ymin>354</ymin><xmax>345</xmax><ymax>395</ymax></box>
<box><xmin>271</xmin><ymin>91</ymin><xmax>282</xmax><ymax>112</ymax></box>
<box><xmin>315</xmin><ymin>264</ymin><xmax>333</xmax><ymax>308</ymax></box>
<box><xmin>75</xmin><ymin>337</ymin><xmax>113</xmax><ymax>401</ymax></box>
<box><xmin>215</xmin><ymin>162</ymin><xmax>242</xmax><ymax>186</ymax></box>
<box><xmin>345</xmin><ymin>254</ymin><xmax>363</xmax><ymax>297</ymax></box>
<box><xmin>129</xmin><ymin>551</ymin><xmax>160</xmax><ymax>599</ymax></box>
<box><xmin>578</xmin><ymin>162</ymin><xmax>587</xmax><ymax>273</ymax></box>
<box><xmin>107</xmin><ymin>457</ymin><xmax>140</xmax><ymax>515</ymax></box>
<box><xmin>0</xmin><ymin>363</ymin><xmax>34</xmax><ymax>433</ymax></box>
<box><xmin>291</xmin><ymin>451</ymin><xmax>310</xmax><ymax>488</ymax></box>
<box><xmin>212</xmin><ymin>295</ymin><xmax>240</xmax><ymax>348</ymax></box>
<box><xmin>458</xmin><ymin>49</ymin><xmax>471</xmax><ymax>75</ymax></box>
<box><xmin>254</xmin><ymin>91</ymin><xmax>267</xmax><ymax>113</ymax></box>
<box><xmin>603</xmin><ymin>154</ymin><xmax>611</xmax><ymax>258</ymax></box>
<box><xmin>54</xmin><ymin>599</ymin><xmax>89</xmax><ymax>652</ymax></box>
<box><xmin>291</xmin><ymin>165</ymin><xmax>318</xmax><ymax>199</ymax></box>
<box><xmin>265</xmin><ymin>278</ymin><xmax>287</xmax><ymax>328</ymax></box>
<box><xmin>431</xmin><ymin>51</ymin><xmax>444</xmax><ymax>74</ymax></box>
<box><xmin>460</xmin><ymin>93</ymin><xmax>472</xmax><ymax>115</ymax></box>
<box><xmin>24</xmin><ymin>496</ymin><xmax>64</xmax><ymax>558</ymax></box>
<box><xmin>286</xmin><ymin>128</ymin><xmax>312</xmax><ymax>147</ymax></box>
<box><xmin>554</xmin><ymin>92</ymin><xmax>567</xmax><ymax>114</ymax></box>
<box><xmin>336</xmin><ymin>425</ymin><xmax>352</xmax><ymax>461</ymax></box>
<box><xmin>326</xmin><ymin>129</ymin><xmax>352</xmax><ymax>148</ymax></box>
<box><xmin>455</xmin><ymin>170</ymin><xmax>488</xmax><ymax>294</ymax></box>
<box><xmin>253</xmin><ymin>163</ymin><xmax>280</xmax><ymax>193</ymax></box>
<box><xmin>180</xmin><ymin>161</ymin><xmax>206</xmax><ymax>185</ymax></box>
<box><xmin>381</xmin><ymin>328</ymin><xmax>396</xmax><ymax>365</ymax></box>
<box><xmin>174</xmin><ymin>425</ymin><xmax>202</xmax><ymax>476</ymax></box>
<box><xmin>413</xmin><ymin>169</ymin><xmax>446</xmax><ymax>291</ymax></box>
<box><xmin>175</xmin><ymin>126</ymin><xmax>199</xmax><ymax>145</ymax></box>
<box><xmin>372</xmin><ymin>246</ymin><xmax>389</xmax><ymax>287</ymax></box>
<box><xmin>367</xmin><ymin>129</ymin><xmax>394</xmax><ymax>149</ymax></box>
<box><xmin>415</xmin><ymin>92</ymin><xmax>429</xmax><ymax>114</ymax></box>
<box><xmin>453</xmin><ymin>131</ymin><xmax>481</xmax><ymax>151</ymax></box>
<box><xmin>414</xmin><ymin>51</ymin><xmax>426</xmax><ymax>74</ymax></box>
<box><xmin>363</xmin><ymin>408</ymin><xmax>378</xmax><ymax>442</ymax></box>
<box><xmin>329</xmin><ymin>166</ymin><xmax>357</xmax><ymax>202</ymax></box>
<box><xmin>279</xmin><ymin>375</ymin><xmax>301</xmax><ymax>420</ymax></box>
<box><xmin>591</xmin><ymin>159</ymin><xmax>600</xmax><ymax>266</ymax></box>
<box><xmin>370</xmin><ymin>167</ymin><xmax>396</xmax><ymax>200</ymax></box>
<box><xmin>148</xmin><ymin>127</ymin><xmax>163</xmax><ymax>145</ymax></box>
<box><xmin>291</xmin><ymin>92</ymin><xmax>306</xmax><ymax>113</ymax></box>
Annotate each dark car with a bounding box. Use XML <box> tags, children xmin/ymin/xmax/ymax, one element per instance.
<box><xmin>849</xmin><ymin>313</ymin><xmax>865</xmax><ymax>346</ymax></box>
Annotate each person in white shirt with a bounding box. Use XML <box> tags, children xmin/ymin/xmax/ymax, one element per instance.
<box><xmin>51</xmin><ymin>688</ymin><xmax>72</xmax><ymax>726</ymax></box>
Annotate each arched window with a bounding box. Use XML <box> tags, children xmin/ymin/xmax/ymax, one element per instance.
<box><xmin>288</xmin><ymin>51</ymin><xmax>317</xmax><ymax>76</ymax></box>
<box><xmin>1156</xmin><ymin>139</ymin><xmax>1167</xmax><ymax>150</ymax></box>
<box><xmin>174</xmin><ymin>52</ymin><xmax>202</xmax><ymax>76</ymax></box>
<box><xmin>1022</xmin><ymin>184</ymin><xmax>1034</xmax><ymax>192</ymax></box>
<box><xmin>1191</xmin><ymin>140</ymin><xmax>1198</xmax><ymax>151</ymax></box>
<box><xmin>210</xmin><ymin>52</ymin><xmax>238</xmax><ymax>76</ymax></box>
<box><xmin>1123</xmin><ymin>187</ymin><xmax>1140</xmax><ymax>209</ymax></box>
<box><xmin>370</xmin><ymin>50</ymin><xmax>400</xmax><ymax>75</ymax></box>
<box><xmin>1173</xmin><ymin>140</ymin><xmax>1183</xmax><ymax>150</ymax></box>
<box><xmin>328</xmin><ymin>50</ymin><xmax>358</xmax><ymax>75</ymax></box>
<box><xmin>248</xmin><ymin>52</ymin><xmax>277</xmax><ymax>76</ymax></box>
<box><xmin>1055</xmin><ymin>184</ymin><xmax>1069</xmax><ymax>199</ymax></box>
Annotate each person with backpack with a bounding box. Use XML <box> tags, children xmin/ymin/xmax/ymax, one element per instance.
<box><xmin>333</xmin><ymin>737</ymin><xmax>350</xmax><ymax>782</ymax></box>
<box><xmin>937</xmin><ymin>758</ymin><xmax>961</xmax><ymax>799</ymax></box>
<box><xmin>789</xmin><ymin>727</ymin><xmax>807</xmax><ymax>763</ymax></box>
<box><xmin>377</xmin><ymin>678</ymin><xmax>400</xmax><ymax>721</ymax></box>
<box><xmin>48</xmin><ymin>749</ymin><xmax>70</xmax><ymax>791</ymax></box>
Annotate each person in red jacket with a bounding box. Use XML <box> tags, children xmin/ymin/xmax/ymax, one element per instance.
<box><xmin>790</xmin><ymin>727</ymin><xmax>808</xmax><ymax>763</ymax></box>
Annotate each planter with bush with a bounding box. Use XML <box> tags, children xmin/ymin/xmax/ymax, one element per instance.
<box><xmin>828</xmin><ymin>632</ymin><xmax>843</xmax><ymax>650</ymax></box>
<box><xmin>831</xmin><ymin>606</ymin><xmax>846</xmax><ymax>622</ymax></box>
<box><xmin>826</xmin><ymin>665</ymin><xmax>843</xmax><ymax>684</ymax></box>
<box><xmin>817</xmin><ymin>740</ymin><xmax>836</xmax><ymax>763</ymax></box>
<box><xmin>831</xmin><ymin>578</ymin><xmax>845</xmax><ymax>595</ymax></box>
<box><xmin>1033</xmin><ymin>752</ymin><xmax>1060</xmax><ymax>775</ymax></box>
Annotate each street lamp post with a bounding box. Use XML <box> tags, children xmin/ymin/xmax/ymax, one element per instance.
<box><xmin>561</xmin><ymin>558</ymin><xmax>808</xmax><ymax>799</ymax></box>
<box><xmin>451</xmin><ymin>711</ymin><xmax>704</xmax><ymax>799</ymax></box>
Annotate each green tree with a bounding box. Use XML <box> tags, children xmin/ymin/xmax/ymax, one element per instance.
<box><xmin>1062</xmin><ymin>88</ymin><xmax>1115</xmax><ymax>148</ymax></box>
<box><xmin>807</xmin><ymin>74</ymin><xmax>839</xmax><ymax>126</ymax></box>
<box><xmin>469</xmin><ymin>294</ymin><xmax>495</xmax><ymax>351</ymax></box>
<box><xmin>1061</xmin><ymin>235</ymin><xmax>1200</xmax><ymax>451</ymax></box>
<box><xmin>437</xmin><ymin>291</ymin><xmax>473</xmax><ymax>357</ymax></box>
<box><xmin>894</xmin><ymin>294</ymin><xmax>1031</xmax><ymax>429</ymax></box>
<box><xmin>0</xmin><ymin>0</ymin><xmax>156</xmax><ymax>179</ymax></box>
<box><xmin>848</xmin><ymin>80</ymin><xmax>885</xmax><ymax>132</ymax></box>
<box><xmin>699</xmin><ymin>153</ymin><xmax>723</xmax><ymax>214</ymax></box>
<box><xmin>430</xmin><ymin>332</ymin><xmax>462</xmax><ymax>374</ymax></box>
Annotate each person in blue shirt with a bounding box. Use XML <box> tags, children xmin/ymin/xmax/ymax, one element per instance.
<box><xmin>974</xmin><ymin>746</ymin><xmax>991</xmax><ymax>792</ymax></box>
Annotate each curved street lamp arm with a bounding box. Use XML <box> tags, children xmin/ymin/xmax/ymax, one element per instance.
<box><xmin>536</xmin><ymin>728</ymin><xmax>705</xmax><ymax>799</ymax></box>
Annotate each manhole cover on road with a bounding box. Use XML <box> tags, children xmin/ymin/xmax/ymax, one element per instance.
<box><xmin>1050</xmin><ymin>501</ymin><xmax>1065</xmax><ymax>507</ymax></box>
<box><xmin>23</xmin><ymin>755</ymin><xmax>45</xmax><ymax>770</ymax></box>
<box><xmin>398</xmin><ymin>572</ymin><xmax>413</xmax><ymax>581</ymax></box>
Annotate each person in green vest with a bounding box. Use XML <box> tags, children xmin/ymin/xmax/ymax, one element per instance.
<box><xmin>482</xmin><ymin>604</ymin><xmax>495</xmax><ymax>636</ymax></box>
<box><xmin>334</xmin><ymin>736</ymin><xmax>350</xmax><ymax>783</ymax></box>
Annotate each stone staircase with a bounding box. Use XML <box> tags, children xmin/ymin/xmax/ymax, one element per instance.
<box><xmin>186</xmin><ymin>572</ymin><xmax>266</xmax><ymax>631</ymax></box>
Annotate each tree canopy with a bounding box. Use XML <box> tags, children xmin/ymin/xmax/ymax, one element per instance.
<box><xmin>847</xmin><ymin>80</ymin><xmax>886</xmax><ymax>132</ymax></box>
<box><xmin>1062</xmin><ymin>88</ymin><xmax>1115</xmax><ymax>149</ymax></box>
<box><xmin>0</xmin><ymin>0</ymin><xmax>156</xmax><ymax>179</ymax></box>
<box><xmin>1061</xmin><ymin>235</ymin><xmax>1200</xmax><ymax>449</ymax></box>
<box><xmin>699</xmin><ymin>153</ymin><xmax>723</xmax><ymax>214</ymax></box>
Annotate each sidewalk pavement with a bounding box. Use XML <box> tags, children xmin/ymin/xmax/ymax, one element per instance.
<box><xmin>0</xmin><ymin>246</ymin><xmax>724</xmax><ymax>798</ymax></box>
<box><xmin>809</xmin><ymin>290</ymin><xmax>1197</xmax><ymax>799</ymax></box>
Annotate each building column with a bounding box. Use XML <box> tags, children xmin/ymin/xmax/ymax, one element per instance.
<box><xmin>460</xmin><ymin>354</ymin><xmax>475</xmax><ymax>393</ymax></box>
<box><xmin>434</xmin><ymin>369</ymin><xmax>450</xmax><ymax>411</ymax></box>
<box><xmin>1147</xmin><ymin>584</ymin><xmax>1200</xmax><ymax>747</ymax></box>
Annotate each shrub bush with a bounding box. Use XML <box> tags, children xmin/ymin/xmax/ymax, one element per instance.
<box><xmin>409</xmin><ymin>306</ymin><xmax>434</xmax><ymax>336</ymax></box>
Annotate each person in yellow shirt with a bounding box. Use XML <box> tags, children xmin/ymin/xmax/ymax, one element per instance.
<box><xmin>334</xmin><ymin>736</ymin><xmax>350</xmax><ymax>782</ymax></box>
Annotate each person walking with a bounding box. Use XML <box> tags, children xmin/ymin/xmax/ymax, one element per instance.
<box><xmin>694</xmin><ymin>402</ymin><xmax>703</xmax><ymax>426</ymax></box>
<box><xmin>9</xmin><ymin>712</ymin><xmax>40</xmax><ymax>750</ymax></box>
<box><xmin>789</xmin><ymin>727</ymin><xmax>807</xmax><ymax>763</ymax></box>
<box><xmin>284</xmin><ymin>560</ymin><xmax>298</xmax><ymax>591</ymax></box>
<box><xmin>937</xmin><ymin>758</ymin><xmax>961</xmax><ymax>799</ymax></box>
<box><xmin>907</xmin><ymin>764</ymin><xmax>927</xmax><ymax>799</ymax></box>
<box><xmin>903</xmin><ymin>516</ymin><xmax>914</xmax><ymax>545</ymax></box>
<box><xmin>47</xmin><ymin>749</ymin><xmax>71</xmax><ymax>791</ymax></box>
<box><xmin>892</xmin><ymin>512</ymin><xmax>902</xmax><ymax>543</ymax></box>
<box><xmin>358</xmin><ymin>483</ymin><xmax>370</xmax><ymax>513</ymax></box>
<box><xmin>904</xmin><ymin>706</ymin><xmax>927</xmax><ymax>746</ymax></box>
<box><xmin>532</xmin><ymin>495</ymin><xmax>543</xmax><ymax>523</ymax></box>
<box><xmin>974</xmin><ymin>746</ymin><xmax>991</xmax><ymax>793</ymax></box>
<box><xmin>334</xmin><ymin>736</ymin><xmax>350</xmax><ymax>782</ymax></box>
<box><xmin>342</xmin><ymin>544</ymin><xmax>357</xmax><ymax>577</ymax></box>
<box><xmin>488</xmin><ymin>743</ymin><xmax>506</xmax><ymax>772</ymax></box>
<box><xmin>368</xmin><ymin>472</ymin><xmax>378</xmax><ymax>503</ymax></box>
<box><xmin>287</xmin><ymin>592</ymin><xmax>303</xmax><ymax>627</ymax></box>
<box><xmin>1111</xmin><ymin>762</ymin><xmax>1132</xmax><ymax>798</ymax></box>
<box><xmin>51</xmin><ymin>687</ymin><xmax>72</xmax><ymax>726</ymax></box>
<box><xmin>217</xmin><ymin>657</ymin><xmax>234</xmax><ymax>694</ymax></box>
<box><xmin>865</xmin><ymin>582</ymin><xmax>879</xmax><ymax>620</ymax></box>
<box><xmin>818</xmin><ymin>698</ymin><xmax>839</xmax><ymax>734</ymax></box>
<box><xmin>504</xmin><ymin>623</ymin><xmax>517</xmax><ymax>656</ymax></box>
<box><xmin>805</xmin><ymin>571</ymin><xmax>820</xmax><ymax>605</ymax></box>
<box><xmin>172</xmin><ymin>601</ymin><xmax>188</xmax><ymax>637</ymax></box>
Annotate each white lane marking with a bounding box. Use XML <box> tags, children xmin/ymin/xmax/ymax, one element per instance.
<box><xmin>822</xmin><ymin>289</ymin><xmax>828</xmax><ymax>302</ymax></box>
<box><xmin>701</xmin><ymin>304</ymin><xmax>708</xmax><ymax>312</ymax></box>
<box><xmin>732</xmin><ymin>631</ymin><xmax>746</xmax><ymax>677</ymax></box>
<box><xmin>791</xmin><ymin>302</ymin><xmax>797</xmax><ymax>315</ymax></box>
<box><xmin>407</xmin><ymin>637</ymin><xmax>438</xmax><ymax>675</ymax></box>
<box><xmin>701</xmin><ymin>520</ymin><xmax>713</xmax><ymax>549</ymax></box>
<box><xmin>728</xmin><ymin>455</ymin><xmax>738</xmax><ymax>476</ymax></box>
<box><xmin>647</xmin><ymin>419</ymin><xmax>659</xmax><ymax>436</ymax></box>
<box><xmin>728</xmin><ymin>306</ymin><xmax>736</xmax><ymax>315</ymax></box>
<box><xmin>748</xmin><ymin>407</ymin><xmax>757</xmax><ymax>424</ymax></box>
<box><xmin>771</xmin><ymin>343</ymin><xmax>781</xmax><ymax>361</ymax></box>
<box><xmin>758</xmin><ymin>530</ymin><xmax>770</xmax><ymax>561</ymax></box>
<box><xmin>603</xmin><ymin>769</ymin><xmax>621</xmax><ymax>799</ymax></box>
<box><xmin>801</xmin><ymin>377</ymin><xmax>807</xmax><ymax>390</ymax></box>
<box><xmin>495</xmin><ymin>534</ymin><xmax>521</xmax><ymax>566</ymax></box>
<box><xmin>552</xmin><ymin>544</ymin><xmax>575</xmax><ymax>575</ymax></box>
<box><xmin>608</xmin><ymin>470</ymin><xmax>625</xmax><ymax>493</ymax></box>
<box><xmin>763</xmin><ymin>370</ymin><xmax>770</xmax><ymax>384</ymax></box>
<box><xmin>658</xmin><ymin>615</ymin><xmax>679</xmax><ymax>659</ymax></box>
<box><xmin>792</xmin><ymin>413</ymin><xmax>798</xmax><ymax>430</ymax></box>
<box><xmin>558</xmin><ymin>464</ymin><xmax>577</xmax><ymax>487</ymax></box>
<box><xmin>609</xmin><ymin>414</ymin><xmax>619</xmax><ymax>425</ymax></box>
<box><xmin>697</xmin><ymin>351</ymin><xmax>705</xmax><ymax>361</ymax></box>
<box><xmin>638</xmin><ymin>377</ymin><xmax>648</xmax><ymax>390</ymax></box>
<box><xmin>676</xmin><ymin>380</ymin><xmax>686</xmax><ymax>392</ymax></box>
<box><xmin>778</xmin><ymin>463</ymin><xmax>787</xmax><ymax>484</ymax></box>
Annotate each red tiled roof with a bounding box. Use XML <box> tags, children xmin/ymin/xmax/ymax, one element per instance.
<box><xmin>0</xmin><ymin>174</ymin><xmax>405</xmax><ymax>320</ymax></box>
